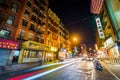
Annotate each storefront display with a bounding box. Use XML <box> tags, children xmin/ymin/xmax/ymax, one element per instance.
<box><xmin>19</xmin><ymin>41</ymin><xmax>51</xmax><ymax>63</ymax></box>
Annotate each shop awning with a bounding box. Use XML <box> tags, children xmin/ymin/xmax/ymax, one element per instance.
<box><xmin>22</xmin><ymin>40</ymin><xmax>51</xmax><ymax>51</ymax></box>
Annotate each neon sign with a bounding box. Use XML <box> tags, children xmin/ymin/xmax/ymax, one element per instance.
<box><xmin>0</xmin><ymin>38</ymin><xmax>19</xmax><ymax>49</ymax></box>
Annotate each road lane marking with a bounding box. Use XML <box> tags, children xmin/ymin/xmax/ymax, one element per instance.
<box><xmin>102</xmin><ymin>62</ymin><xmax>120</xmax><ymax>80</ymax></box>
<box><xmin>22</xmin><ymin>60</ymin><xmax>80</xmax><ymax>80</ymax></box>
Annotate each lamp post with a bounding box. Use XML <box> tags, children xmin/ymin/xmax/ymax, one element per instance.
<box><xmin>73</xmin><ymin>37</ymin><xmax>77</xmax><ymax>56</ymax></box>
<box><xmin>74</xmin><ymin>38</ymin><xmax>77</xmax><ymax>42</ymax></box>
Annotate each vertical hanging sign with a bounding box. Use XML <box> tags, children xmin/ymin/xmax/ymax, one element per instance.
<box><xmin>95</xmin><ymin>17</ymin><xmax>105</xmax><ymax>39</ymax></box>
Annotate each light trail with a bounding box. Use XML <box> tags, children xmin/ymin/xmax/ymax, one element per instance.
<box><xmin>21</xmin><ymin>59</ymin><xmax>75</xmax><ymax>72</ymax></box>
<box><xmin>22</xmin><ymin>60</ymin><xmax>80</xmax><ymax>80</ymax></box>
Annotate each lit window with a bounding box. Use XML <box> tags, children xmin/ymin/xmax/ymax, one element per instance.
<box><xmin>0</xmin><ymin>29</ymin><xmax>10</xmax><ymax>39</ymax></box>
<box><xmin>6</xmin><ymin>15</ymin><xmax>15</xmax><ymax>25</ymax></box>
<box><xmin>36</xmin><ymin>26</ymin><xmax>40</xmax><ymax>33</ymax></box>
<box><xmin>11</xmin><ymin>3</ymin><xmax>18</xmax><ymax>13</ymax></box>
<box><xmin>28</xmin><ymin>33</ymin><xmax>33</xmax><ymax>40</ymax></box>
<box><xmin>19</xmin><ymin>30</ymin><xmax>25</xmax><ymax>39</ymax></box>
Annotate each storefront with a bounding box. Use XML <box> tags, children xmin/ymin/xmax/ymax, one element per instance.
<box><xmin>18</xmin><ymin>41</ymin><xmax>51</xmax><ymax>63</ymax></box>
<box><xmin>49</xmin><ymin>47</ymin><xmax>58</xmax><ymax>61</ymax></box>
<box><xmin>58</xmin><ymin>48</ymin><xmax>68</xmax><ymax>61</ymax></box>
<box><xmin>104</xmin><ymin>37</ymin><xmax>120</xmax><ymax>64</ymax></box>
<box><xmin>0</xmin><ymin>38</ymin><xmax>19</xmax><ymax>66</ymax></box>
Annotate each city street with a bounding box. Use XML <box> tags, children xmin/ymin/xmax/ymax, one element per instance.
<box><xmin>0</xmin><ymin>0</ymin><xmax>120</xmax><ymax>80</ymax></box>
<box><xmin>0</xmin><ymin>58</ymin><xmax>119</xmax><ymax>80</ymax></box>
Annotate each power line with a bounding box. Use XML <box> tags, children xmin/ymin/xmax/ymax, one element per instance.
<box><xmin>66</xmin><ymin>16</ymin><xmax>90</xmax><ymax>26</ymax></box>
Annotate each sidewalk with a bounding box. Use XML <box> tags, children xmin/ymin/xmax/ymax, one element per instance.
<box><xmin>0</xmin><ymin>61</ymin><xmax>57</xmax><ymax>75</ymax></box>
<box><xmin>0</xmin><ymin>58</ymin><xmax>76</xmax><ymax>75</ymax></box>
<box><xmin>100</xmin><ymin>60</ymin><xmax>120</xmax><ymax>80</ymax></box>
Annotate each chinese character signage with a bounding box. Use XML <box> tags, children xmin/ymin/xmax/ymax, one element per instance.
<box><xmin>0</xmin><ymin>38</ymin><xmax>19</xmax><ymax>49</ymax></box>
<box><xmin>95</xmin><ymin>17</ymin><xmax>105</xmax><ymax>39</ymax></box>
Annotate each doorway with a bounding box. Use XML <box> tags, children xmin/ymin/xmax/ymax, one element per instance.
<box><xmin>12</xmin><ymin>51</ymin><xmax>20</xmax><ymax>64</ymax></box>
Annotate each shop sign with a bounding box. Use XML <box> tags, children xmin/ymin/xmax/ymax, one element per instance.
<box><xmin>0</xmin><ymin>38</ymin><xmax>19</xmax><ymax>49</ymax></box>
<box><xmin>23</xmin><ymin>41</ymin><xmax>49</xmax><ymax>50</ymax></box>
<box><xmin>29</xmin><ymin>42</ymin><xmax>40</xmax><ymax>49</ymax></box>
<box><xmin>104</xmin><ymin>37</ymin><xmax>114</xmax><ymax>48</ymax></box>
<box><xmin>51</xmin><ymin>47</ymin><xmax>57</xmax><ymax>51</ymax></box>
<box><xmin>95</xmin><ymin>17</ymin><xmax>105</xmax><ymax>39</ymax></box>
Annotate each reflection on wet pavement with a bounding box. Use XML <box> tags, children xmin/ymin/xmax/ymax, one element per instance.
<box><xmin>75</xmin><ymin>61</ymin><xmax>95</xmax><ymax>80</ymax></box>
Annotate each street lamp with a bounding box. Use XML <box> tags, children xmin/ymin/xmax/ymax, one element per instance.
<box><xmin>73</xmin><ymin>37</ymin><xmax>78</xmax><ymax>56</ymax></box>
<box><xmin>74</xmin><ymin>38</ymin><xmax>77</xmax><ymax>42</ymax></box>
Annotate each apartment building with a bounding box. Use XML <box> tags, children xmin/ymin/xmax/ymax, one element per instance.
<box><xmin>0</xmin><ymin>0</ymin><xmax>49</xmax><ymax>65</ymax></box>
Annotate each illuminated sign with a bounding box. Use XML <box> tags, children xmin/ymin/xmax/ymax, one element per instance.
<box><xmin>51</xmin><ymin>47</ymin><xmax>57</xmax><ymax>51</ymax></box>
<box><xmin>104</xmin><ymin>37</ymin><xmax>114</xmax><ymax>48</ymax></box>
<box><xmin>0</xmin><ymin>38</ymin><xmax>19</xmax><ymax>49</ymax></box>
<box><xmin>22</xmin><ymin>41</ymin><xmax>51</xmax><ymax>51</ymax></box>
<box><xmin>95</xmin><ymin>17</ymin><xmax>105</xmax><ymax>39</ymax></box>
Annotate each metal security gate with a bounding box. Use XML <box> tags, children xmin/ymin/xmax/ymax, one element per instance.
<box><xmin>0</xmin><ymin>49</ymin><xmax>11</xmax><ymax>66</ymax></box>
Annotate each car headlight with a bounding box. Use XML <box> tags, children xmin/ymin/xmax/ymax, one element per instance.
<box><xmin>87</xmin><ymin>58</ymin><xmax>89</xmax><ymax>60</ymax></box>
<box><xmin>90</xmin><ymin>58</ymin><xmax>93</xmax><ymax>60</ymax></box>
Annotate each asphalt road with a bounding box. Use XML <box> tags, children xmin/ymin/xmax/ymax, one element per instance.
<box><xmin>35</xmin><ymin>60</ymin><xmax>117</xmax><ymax>80</ymax></box>
<box><xmin>0</xmin><ymin>58</ymin><xmax>119</xmax><ymax>80</ymax></box>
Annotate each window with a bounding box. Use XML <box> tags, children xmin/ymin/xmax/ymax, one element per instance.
<box><xmin>23</xmin><ymin>50</ymin><xmax>38</xmax><ymax>58</ymax></box>
<box><xmin>24</xmin><ymin>10</ymin><xmax>30</xmax><ymax>17</ymax></box>
<box><xmin>33</xmin><ymin>7</ymin><xmax>37</xmax><ymax>13</ymax></box>
<box><xmin>28</xmin><ymin>33</ymin><xmax>33</xmax><ymax>40</ymax></box>
<box><xmin>27</xmin><ymin>1</ymin><xmax>32</xmax><ymax>8</ymax></box>
<box><xmin>0</xmin><ymin>0</ymin><xmax>5</xmax><ymax>4</ymax></box>
<box><xmin>38</xmin><ymin>12</ymin><xmax>42</xmax><ymax>16</ymax></box>
<box><xmin>37</xmin><ymin>18</ymin><xmax>41</xmax><ymax>24</ymax></box>
<box><xmin>19</xmin><ymin>30</ymin><xmax>25</xmax><ymax>39</ymax></box>
<box><xmin>11</xmin><ymin>3</ymin><xmax>18</xmax><ymax>13</ymax></box>
<box><xmin>0</xmin><ymin>29</ymin><xmax>10</xmax><ymax>39</ymax></box>
<box><xmin>36</xmin><ymin>26</ymin><xmax>40</xmax><ymax>31</ymax></box>
<box><xmin>22</xmin><ymin>19</ymin><xmax>28</xmax><ymax>27</ymax></box>
<box><xmin>35</xmin><ymin>36</ymin><xmax>39</xmax><ymax>42</ymax></box>
<box><xmin>29</xmin><ymin>24</ymin><xmax>35</xmax><ymax>30</ymax></box>
<box><xmin>41</xmin><ymin>22</ymin><xmax>45</xmax><ymax>26</ymax></box>
<box><xmin>40</xmin><ymin>38</ymin><xmax>44</xmax><ymax>43</ymax></box>
<box><xmin>41</xmin><ymin>30</ymin><xmax>45</xmax><ymax>34</ymax></box>
<box><xmin>6</xmin><ymin>15</ymin><xmax>15</xmax><ymax>25</ymax></box>
<box><xmin>31</xmin><ymin>15</ymin><xmax>36</xmax><ymax>21</ymax></box>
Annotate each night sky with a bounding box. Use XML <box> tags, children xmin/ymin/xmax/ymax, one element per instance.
<box><xmin>49</xmin><ymin>0</ymin><xmax>95</xmax><ymax>49</ymax></box>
